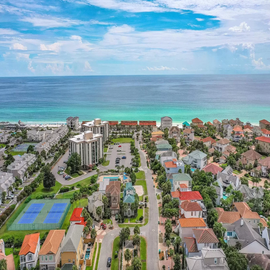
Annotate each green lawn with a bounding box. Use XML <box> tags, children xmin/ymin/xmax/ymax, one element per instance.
<box><xmin>130</xmin><ymin>209</ymin><xmax>143</xmax><ymax>223</ymax></box>
<box><xmin>103</xmin><ymin>219</ymin><xmax>112</xmax><ymax>225</ymax></box>
<box><xmin>124</xmin><ymin>218</ymin><xmax>129</xmax><ymax>223</ymax></box>
<box><xmin>111</xmin><ymin>237</ymin><xmax>120</xmax><ymax>270</ymax></box>
<box><xmin>67</xmin><ymin>174</ymin><xmax>97</xmax><ymax>188</ymax></box>
<box><xmin>136</xmin><ymin>171</ymin><xmax>145</xmax><ymax>180</ymax></box>
<box><xmin>10</xmin><ymin>151</ymin><xmax>26</xmax><ymax>156</ymax></box>
<box><xmin>118</xmin><ymin>208</ymin><xmax>148</xmax><ymax>228</ymax></box>
<box><xmin>56</xmin><ymin>190</ymin><xmax>76</xmax><ymax>199</ymax></box>
<box><xmin>61</xmin><ymin>198</ymin><xmax>88</xmax><ymax>230</ymax></box>
<box><xmin>0</xmin><ymin>144</ymin><xmax>6</xmax><ymax>148</ymax></box>
<box><xmin>31</xmin><ymin>181</ymin><xmax>62</xmax><ymax>199</ymax></box>
<box><xmin>102</xmin><ymin>160</ymin><xmax>110</xmax><ymax>166</ymax></box>
<box><xmin>95</xmin><ymin>243</ymin><xmax>102</xmax><ymax>270</ymax></box>
<box><xmin>140</xmin><ymin>237</ymin><xmax>147</xmax><ymax>270</ymax></box>
<box><xmin>112</xmin><ymin>138</ymin><xmax>134</xmax><ymax>143</ymax></box>
<box><xmin>104</xmin><ymin>147</ymin><xmax>108</xmax><ymax>153</ymax></box>
<box><xmin>135</xmin><ymin>180</ymin><xmax>148</xmax><ymax>196</ymax></box>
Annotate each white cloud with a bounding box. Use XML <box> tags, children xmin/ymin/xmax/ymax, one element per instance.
<box><xmin>16</xmin><ymin>53</ymin><xmax>30</xmax><ymax>60</ymax></box>
<box><xmin>196</xmin><ymin>18</ymin><xmax>204</xmax><ymax>21</ymax></box>
<box><xmin>28</xmin><ymin>61</ymin><xmax>35</xmax><ymax>72</ymax></box>
<box><xmin>229</xmin><ymin>22</ymin><xmax>250</xmax><ymax>32</ymax></box>
<box><xmin>0</xmin><ymin>28</ymin><xmax>19</xmax><ymax>35</ymax></box>
<box><xmin>21</xmin><ymin>16</ymin><xmax>86</xmax><ymax>28</ymax></box>
<box><xmin>40</xmin><ymin>42</ymin><xmax>62</xmax><ymax>52</ymax></box>
<box><xmin>10</xmin><ymin>43</ymin><xmax>27</xmax><ymax>50</ymax></box>
<box><xmin>84</xmin><ymin>61</ymin><xmax>93</xmax><ymax>71</ymax></box>
<box><xmin>70</xmin><ymin>35</ymin><xmax>82</xmax><ymax>41</ymax></box>
<box><xmin>90</xmin><ymin>20</ymin><xmax>112</xmax><ymax>25</ymax></box>
<box><xmin>146</xmin><ymin>66</ymin><xmax>177</xmax><ymax>71</ymax></box>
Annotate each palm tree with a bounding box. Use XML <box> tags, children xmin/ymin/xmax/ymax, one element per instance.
<box><xmin>174</xmin><ymin>236</ymin><xmax>182</xmax><ymax>254</ymax></box>
<box><xmin>124</xmin><ymin>249</ymin><xmax>132</xmax><ymax>265</ymax></box>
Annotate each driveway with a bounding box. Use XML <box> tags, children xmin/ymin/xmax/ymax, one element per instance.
<box><xmin>98</xmin><ymin>132</ymin><xmax>159</xmax><ymax>270</ymax></box>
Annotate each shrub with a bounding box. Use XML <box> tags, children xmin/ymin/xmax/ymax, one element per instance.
<box><xmin>59</xmin><ymin>187</ymin><xmax>70</xmax><ymax>193</ymax></box>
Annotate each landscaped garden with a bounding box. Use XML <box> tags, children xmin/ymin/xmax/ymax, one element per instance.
<box><xmin>130</xmin><ymin>209</ymin><xmax>143</xmax><ymax>223</ymax></box>
<box><xmin>112</xmin><ymin>138</ymin><xmax>134</xmax><ymax>144</ymax></box>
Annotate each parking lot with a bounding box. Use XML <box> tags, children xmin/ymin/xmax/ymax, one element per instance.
<box><xmin>105</xmin><ymin>143</ymin><xmax>133</xmax><ymax>169</ymax></box>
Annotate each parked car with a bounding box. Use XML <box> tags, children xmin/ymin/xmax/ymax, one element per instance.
<box><xmin>122</xmin><ymin>156</ymin><xmax>126</xmax><ymax>159</ymax></box>
<box><xmin>139</xmin><ymin>202</ymin><xmax>145</xmax><ymax>206</ymax></box>
<box><xmin>63</xmin><ymin>160</ymin><xmax>68</xmax><ymax>164</ymax></box>
<box><xmin>63</xmin><ymin>174</ymin><xmax>67</xmax><ymax>178</ymax></box>
<box><xmin>59</xmin><ymin>171</ymin><xmax>64</xmax><ymax>175</ymax></box>
<box><xmin>107</xmin><ymin>257</ymin><xmax>112</xmax><ymax>267</ymax></box>
<box><xmin>117</xmin><ymin>150</ymin><xmax>121</xmax><ymax>152</ymax></box>
<box><xmin>65</xmin><ymin>175</ymin><xmax>71</xmax><ymax>180</ymax></box>
<box><xmin>100</xmin><ymin>223</ymin><xmax>107</xmax><ymax>230</ymax></box>
<box><xmin>118</xmin><ymin>145</ymin><xmax>121</xmax><ymax>147</ymax></box>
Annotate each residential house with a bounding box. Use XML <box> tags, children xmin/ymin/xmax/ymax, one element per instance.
<box><xmin>213</xmin><ymin>185</ymin><xmax>223</xmax><ymax>206</ymax></box>
<box><xmin>223</xmin><ymin>124</ymin><xmax>233</xmax><ymax>139</ymax></box>
<box><xmin>213</xmin><ymin>119</ymin><xmax>222</xmax><ymax>131</ymax></box>
<box><xmin>178</xmin><ymin>218</ymin><xmax>207</xmax><ymax>238</ymax></box>
<box><xmin>191</xmin><ymin>118</ymin><xmax>203</xmax><ymax>126</ymax></box>
<box><xmin>27</xmin><ymin>130</ymin><xmax>47</xmax><ymax>141</ymax></box>
<box><xmin>66</xmin><ymin>116</ymin><xmax>79</xmax><ymax>130</ymax></box>
<box><xmin>39</xmin><ymin>230</ymin><xmax>66</xmax><ymax>270</ymax></box>
<box><xmin>183</xmin><ymin>121</ymin><xmax>190</xmax><ymax>128</ymax></box>
<box><xmin>98</xmin><ymin>178</ymin><xmax>110</xmax><ymax>194</ymax></box>
<box><xmin>182</xmin><ymin>150</ymin><xmax>208</xmax><ymax>169</ymax></box>
<box><xmin>183</xmin><ymin>128</ymin><xmax>195</xmax><ymax>144</ymax></box>
<box><xmin>88</xmin><ymin>192</ymin><xmax>104</xmax><ymax>220</ymax></box>
<box><xmin>69</xmin><ymin>208</ymin><xmax>86</xmax><ymax>226</ymax></box>
<box><xmin>163</xmin><ymin>159</ymin><xmax>185</xmax><ymax>174</ymax></box>
<box><xmin>0</xmin><ymin>131</ymin><xmax>11</xmax><ymax>143</ymax></box>
<box><xmin>215</xmin><ymin>139</ymin><xmax>230</xmax><ymax>153</ymax></box>
<box><xmin>151</xmin><ymin>130</ymin><xmax>164</xmax><ymax>142</ymax></box>
<box><xmin>139</xmin><ymin>121</ymin><xmax>156</xmax><ymax>131</ymax></box>
<box><xmin>69</xmin><ymin>131</ymin><xmax>103</xmax><ymax>169</ymax></box>
<box><xmin>223</xmin><ymin>219</ymin><xmax>270</xmax><ymax>255</ymax></box>
<box><xmin>216</xmin><ymin>166</ymin><xmax>240</xmax><ymax>190</ymax></box>
<box><xmin>157</xmin><ymin>150</ymin><xmax>177</xmax><ymax>165</ymax></box>
<box><xmin>228</xmin><ymin>118</ymin><xmax>243</xmax><ymax>127</ymax></box>
<box><xmin>108</xmin><ymin>121</ymin><xmax>119</xmax><ymax>132</ymax></box>
<box><xmin>168</xmin><ymin>173</ymin><xmax>192</xmax><ymax>192</ymax></box>
<box><xmin>259</xmin><ymin>119</ymin><xmax>270</xmax><ymax>130</ymax></box>
<box><xmin>237</xmin><ymin>150</ymin><xmax>262</xmax><ymax>168</ymax></box>
<box><xmin>123</xmin><ymin>183</ymin><xmax>136</xmax><ymax>217</ymax></box>
<box><xmin>160</xmin><ymin>116</ymin><xmax>172</xmax><ymax>130</ymax></box>
<box><xmin>262</xmin><ymin>129</ymin><xmax>270</xmax><ymax>138</ymax></box>
<box><xmin>232</xmin><ymin>125</ymin><xmax>244</xmax><ymax>142</ymax></box>
<box><xmin>258</xmin><ymin>157</ymin><xmax>270</xmax><ymax>177</ymax></box>
<box><xmin>0</xmin><ymin>239</ymin><xmax>15</xmax><ymax>270</ymax></box>
<box><xmin>0</xmin><ymin>172</ymin><xmax>15</xmax><ymax>201</ymax></box>
<box><xmin>180</xmin><ymin>201</ymin><xmax>203</xmax><ymax>218</ymax></box>
<box><xmin>216</xmin><ymin>208</ymin><xmax>241</xmax><ymax>225</ymax></box>
<box><xmin>243</xmin><ymin>128</ymin><xmax>253</xmax><ymax>141</ymax></box>
<box><xmin>106</xmin><ymin>181</ymin><xmax>121</xmax><ymax>215</ymax></box>
<box><xmin>169</xmin><ymin>126</ymin><xmax>181</xmax><ymax>142</ymax></box>
<box><xmin>19</xmin><ymin>233</ymin><xmax>40</xmax><ymax>270</ymax></box>
<box><xmin>236</xmin><ymin>185</ymin><xmax>264</xmax><ymax>202</ymax></box>
<box><xmin>202</xmin><ymin>163</ymin><xmax>223</xmax><ymax>176</ymax></box>
<box><xmin>206</xmin><ymin>121</ymin><xmax>213</xmax><ymax>126</ymax></box>
<box><xmin>155</xmin><ymin>140</ymin><xmax>172</xmax><ymax>151</ymax></box>
<box><xmin>186</xmin><ymin>247</ymin><xmax>229</xmax><ymax>270</ymax></box>
<box><xmin>256</xmin><ymin>136</ymin><xmax>270</xmax><ymax>154</ymax></box>
<box><xmin>201</xmin><ymin>137</ymin><xmax>216</xmax><ymax>148</ymax></box>
<box><xmin>184</xmin><ymin>228</ymin><xmax>219</xmax><ymax>257</ymax></box>
<box><xmin>7</xmin><ymin>153</ymin><xmax>36</xmax><ymax>180</ymax></box>
<box><xmin>121</xmin><ymin>121</ymin><xmax>137</xmax><ymax>130</ymax></box>
<box><xmin>60</xmin><ymin>225</ymin><xmax>84</xmax><ymax>268</ymax></box>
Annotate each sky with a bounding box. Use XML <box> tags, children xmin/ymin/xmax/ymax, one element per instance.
<box><xmin>0</xmin><ymin>0</ymin><xmax>270</xmax><ymax>76</ymax></box>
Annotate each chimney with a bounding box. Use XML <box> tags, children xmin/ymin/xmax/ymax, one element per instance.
<box><xmin>240</xmin><ymin>218</ymin><xmax>244</xmax><ymax>227</ymax></box>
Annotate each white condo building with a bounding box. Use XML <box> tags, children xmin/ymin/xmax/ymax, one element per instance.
<box><xmin>81</xmin><ymin>118</ymin><xmax>109</xmax><ymax>143</ymax></box>
<box><xmin>0</xmin><ymin>172</ymin><xmax>15</xmax><ymax>204</ymax></box>
<box><xmin>69</xmin><ymin>131</ymin><xmax>103</xmax><ymax>169</ymax></box>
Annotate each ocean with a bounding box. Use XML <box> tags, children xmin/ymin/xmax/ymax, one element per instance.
<box><xmin>0</xmin><ymin>75</ymin><xmax>269</xmax><ymax>124</ymax></box>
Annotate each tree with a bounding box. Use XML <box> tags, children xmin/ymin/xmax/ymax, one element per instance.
<box><xmin>251</xmin><ymin>265</ymin><xmax>264</xmax><ymax>270</ymax></box>
<box><xmin>72</xmin><ymin>266</ymin><xmax>78</xmax><ymax>270</ymax></box>
<box><xmin>0</xmin><ymin>259</ymin><xmax>7</xmax><ymax>270</ymax></box>
<box><xmin>119</xmin><ymin>227</ymin><xmax>130</xmax><ymax>246</ymax></box>
<box><xmin>134</xmin><ymin>225</ymin><xmax>140</xmax><ymax>235</ymax></box>
<box><xmin>130</xmin><ymin>172</ymin><xmax>136</xmax><ymax>185</ymax></box>
<box><xmin>96</xmin><ymin>206</ymin><xmax>103</xmax><ymax>219</ymax></box>
<box><xmin>225</xmin><ymin>246</ymin><xmax>248</xmax><ymax>270</ymax></box>
<box><xmin>91</xmin><ymin>228</ymin><xmax>97</xmax><ymax>239</ymax></box>
<box><xmin>164</xmin><ymin>219</ymin><xmax>172</xmax><ymax>241</ymax></box>
<box><xmin>41</xmin><ymin>150</ymin><xmax>46</xmax><ymax>159</ymax></box>
<box><xmin>131</xmin><ymin>257</ymin><xmax>142</xmax><ymax>270</ymax></box>
<box><xmin>67</xmin><ymin>153</ymin><xmax>81</xmax><ymax>174</ymax></box>
<box><xmin>1</xmin><ymin>192</ymin><xmax>6</xmax><ymax>203</ymax></box>
<box><xmin>87</xmin><ymin>217</ymin><xmax>93</xmax><ymax>228</ymax></box>
<box><xmin>133</xmin><ymin>234</ymin><xmax>141</xmax><ymax>248</ymax></box>
<box><xmin>124</xmin><ymin>249</ymin><xmax>132</xmax><ymax>265</ymax></box>
<box><xmin>166</xmin><ymin>239</ymin><xmax>171</xmax><ymax>248</ymax></box>
<box><xmin>213</xmin><ymin>222</ymin><xmax>226</xmax><ymax>240</ymax></box>
<box><xmin>42</xmin><ymin>165</ymin><xmax>56</xmax><ymax>190</ymax></box>
<box><xmin>27</xmin><ymin>144</ymin><xmax>34</xmax><ymax>153</ymax></box>
<box><xmin>173</xmin><ymin>253</ymin><xmax>181</xmax><ymax>270</ymax></box>
<box><xmin>84</xmin><ymin>226</ymin><xmax>89</xmax><ymax>236</ymax></box>
<box><xmin>207</xmin><ymin>208</ymin><xmax>218</xmax><ymax>228</ymax></box>
<box><xmin>174</xmin><ymin>236</ymin><xmax>182</xmax><ymax>254</ymax></box>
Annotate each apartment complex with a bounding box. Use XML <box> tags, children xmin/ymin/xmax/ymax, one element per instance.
<box><xmin>81</xmin><ymin>118</ymin><xmax>109</xmax><ymax>142</ymax></box>
<box><xmin>69</xmin><ymin>131</ymin><xmax>103</xmax><ymax>169</ymax></box>
<box><xmin>0</xmin><ymin>172</ymin><xmax>15</xmax><ymax>204</ymax></box>
<box><xmin>66</xmin><ymin>116</ymin><xmax>79</xmax><ymax>130</ymax></box>
<box><xmin>160</xmin><ymin>116</ymin><xmax>172</xmax><ymax>130</ymax></box>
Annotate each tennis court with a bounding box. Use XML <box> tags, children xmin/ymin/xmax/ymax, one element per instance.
<box><xmin>8</xmin><ymin>199</ymin><xmax>70</xmax><ymax>231</ymax></box>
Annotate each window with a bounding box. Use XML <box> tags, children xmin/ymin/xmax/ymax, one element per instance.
<box><xmin>227</xmin><ymin>232</ymin><xmax>233</xmax><ymax>237</ymax></box>
<box><xmin>214</xmin><ymin>258</ymin><xmax>217</xmax><ymax>264</ymax></box>
<box><xmin>191</xmin><ymin>211</ymin><xmax>193</xmax><ymax>216</ymax></box>
<box><xmin>68</xmin><ymin>259</ymin><xmax>71</xmax><ymax>262</ymax></box>
<box><xmin>49</xmin><ymin>255</ymin><xmax>53</xmax><ymax>261</ymax></box>
<box><xmin>45</xmin><ymin>256</ymin><xmax>47</xmax><ymax>261</ymax></box>
<box><xmin>262</xmin><ymin>251</ymin><xmax>264</xmax><ymax>254</ymax></box>
<box><xmin>28</xmin><ymin>254</ymin><xmax>32</xmax><ymax>261</ymax></box>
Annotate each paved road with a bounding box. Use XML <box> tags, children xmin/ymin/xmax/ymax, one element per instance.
<box><xmin>98</xmin><ymin>132</ymin><xmax>159</xmax><ymax>270</ymax></box>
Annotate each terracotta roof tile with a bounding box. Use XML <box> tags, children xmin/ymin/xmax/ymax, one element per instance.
<box><xmin>108</xmin><ymin>121</ymin><xmax>118</xmax><ymax>126</ymax></box>
<box><xmin>39</xmin><ymin>230</ymin><xmax>65</xmax><ymax>255</ymax></box>
<box><xmin>139</xmin><ymin>121</ymin><xmax>156</xmax><ymax>126</ymax></box>
<box><xmin>193</xmin><ymin>228</ymin><xmax>219</xmax><ymax>243</ymax></box>
<box><xmin>233</xmin><ymin>125</ymin><xmax>243</xmax><ymax>132</ymax></box>
<box><xmin>256</xmin><ymin>136</ymin><xmax>270</xmax><ymax>143</ymax></box>
<box><xmin>217</xmin><ymin>138</ymin><xmax>230</xmax><ymax>145</ymax></box>
<box><xmin>260</xmin><ymin>119</ymin><xmax>270</xmax><ymax>125</ymax></box>
<box><xmin>261</xmin><ymin>129</ymin><xmax>270</xmax><ymax>135</ymax></box>
<box><xmin>183</xmin><ymin>128</ymin><xmax>193</xmax><ymax>134</ymax></box>
<box><xmin>201</xmin><ymin>137</ymin><xmax>216</xmax><ymax>144</ymax></box>
<box><xmin>70</xmin><ymin>208</ymin><xmax>83</xmax><ymax>222</ymax></box>
<box><xmin>121</xmin><ymin>121</ymin><xmax>137</xmax><ymax>126</ymax></box>
<box><xmin>216</xmin><ymin>208</ymin><xmax>241</xmax><ymax>224</ymax></box>
<box><xmin>203</xmin><ymin>163</ymin><xmax>223</xmax><ymax>175</ymax></box>
<box><xmin>19</xmin><ymin>233</ymin><xmax>40</xmax><ymax>256</ymax></box>
<box><xmin>234</xmin><ymin>202</ymin><xmax>260</xmax><ymax>219</ymax></box>
<box><xmin>171</xmin><ymin>190</ymin><xmax>203</xmax><ymax>201</ymax></box>
<box><xmin>192</xmin><ymin>118</ymin><xmax>203</xmax><ymax>124</ymax></box>
<box><xmin>184</xmin><ymin>237</ymin><xmax>198</xmax><ymax>253</ymax></box>
<box><xmin>259</xmin><ymin>157</ymin><xmax>270</xmax><ymax>168</ymax></box>
<box><xmin>179</xmin><ymin>218</ymin><xmax>206</xmax><ymax>228</ymax></box>
<box><xmin>260</xmin><ymin>217</ymin><xmax>268</xmax><ymax>228</ymax></box>
<box><xmin>181</xmin><ymin>201</ymin><xmax>202</xmax><ymax>212</ymax></box>
<box><xmin>164</xmin><ymin>160</ymin><xmax>177</xmax><ymax>168</ymax></box>
<box><xmin>207</xmin><ymin>121</ymin><xmax>213</xmax><ymax>126</ymax></box>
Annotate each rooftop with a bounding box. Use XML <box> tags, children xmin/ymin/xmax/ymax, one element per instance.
<box><xmin>193</xmin><ymin>228</ymin><xmax>219</xmax><ymax>243</ymax></box>
<box><xmin>70</xmin><ymin>208</ymin><xmax>83</xmax><ymax>222</ymax></box>
<box><xmin>256</xmin><ymin>136</ymin><xmax>270</xmax><ymax>143</ymax></box>
<box><xmin>181</xmin><ymin>201</ymin><xmax>202</xmax><ymax>212</ymax></box>
<box><xmin>19</xmin><ymin>233</ymin><xmax>40</xmax><ymax>256</ymax></box>
<box><xmin>216</xmin><ymin>208</ymin><xmax>241</xmax><ymax>224</ymax></box>
<box><xmin>192</xmin><ymin>118</ymin><xmax>203</xmax><ymax>124</ymax></box>
<box><xmin>179</xmin><ymin>218</ymin><xmax>206</xmax><ymax>228</ymax></box>
<box><xmin>202</xmin><ymin>163</ymin><xmax>223</xmax><ymax>175</ymax></box>
<box><xmin>39</xmin><ymin>230</ymin><xmax>65</xmax><ymax>255</ymax></box>
<box><xmin>171</xmin><ymin>190</ymin><xmax>203</xmax><ymax>201</ymax></box>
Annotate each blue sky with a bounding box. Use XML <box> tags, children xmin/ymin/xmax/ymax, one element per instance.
<box><xmin>0</xmin><ymin>0</ymin><xmax>269</xmax><ymax>76</ymax></box>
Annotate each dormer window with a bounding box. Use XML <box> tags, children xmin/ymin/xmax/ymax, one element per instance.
<box><xmin>214</xmin><ymin>258</ymin><xmax>217</xmax><ymax>264</ymax></box>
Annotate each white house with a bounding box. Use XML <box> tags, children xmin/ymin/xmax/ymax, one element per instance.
<box><xmin>0</xmin><ymin>172</ymin><xmax>15</xmax><ymax>204</ymax></box>
<box><xmin>215</xmin><ymin>138</ymin><xmax>230</xmax><ymax>153</ymax></box>
<box><xmin>180</xmin><ymin>201</ymin><xmax>203</xmax><ymax>218</ymax></box>
<box><xmin>88</xmin><ymin>192</ymin><xmax>104</xmax><ymax>221</ymax></box>
<box><xmin>163</xmin><ymin>159</ymin><xmax>185</xmax><ymax>174</ymax></box>
<box><xmin>182</xmin><ymin>150</ymin><xmax>208</xmax><ymax>169</ymax></box>
<box><xmin>160</xmin><ymin>116</ymin><xmax>172</xmax><ymax>130</ymax></box>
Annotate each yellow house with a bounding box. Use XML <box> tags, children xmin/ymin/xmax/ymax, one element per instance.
<box><xmin>60</xmin><ymin>225</ymin><xmax>84</xmax><ymax>268</ymax></box>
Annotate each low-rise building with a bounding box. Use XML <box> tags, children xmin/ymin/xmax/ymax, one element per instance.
<box><xmin>258</xmin><ymin>157</ymin><xmax>270</xmax><ymax>177</ymax></box>
<box><xmin>60</xmin><ymin>225</ymin><xmax>84</xmax><ymax>269</ymax></box>
<box><xmin>232</xmin><ymin>125</ymin><xmax>244</xmax><ymax>142</ymax></box>
<box><xmin>223</xmin><ymin>124</ymin><xmax>233</xmax><ymax>139</ymax></box>
<box><xmin>163</xmin><ymin>159</ymin><xmax>185</xmax><ymax>174</ymax></box>
<box><xmin>178</xmin><ymin>218</ymin><xmax>207</xmax><ymax>238</ymax></box>
<box><xmin>168</xmin><ymin>173</ymin><xmax>192</xmax><ymax>192</ymax></box>
<box><xmin>217</xmin><ymin>166</ymin><xmax>240</xmax><ymax>190</ymax></box>
<box><xmin>7</xmin><ymin>153</ymin><xmax>36</xmax><ymax>180</ymax></box>
<box><xmin>0</xmin><ymin>131</ymin><xmax>11</xmax><ymax>143</ymax></box>
<box><xmin>243</xmin><ymin>128</ymin><xmax>253</xmax><ymax>141</ymax></box>
<box><xmin>88</xmin><ymin>192</ymin><xmax>104</xmax><ymax>221</ymax></box>
<box><xmin>237</xmin><ymin>150</ymin><xmax>262</xmax><ymax>168</ymax></box>
<box><xmin>256</xmin><ymin>136</ymin><xmax>270</xmax><ymax>154</ymax></box>
<box><xmin>0</xmin><ymin>172</ymin><xmax>15</xmax><ymax>204</ymax></box>
<box><xmin>39</xmin><ymin>230</ymin><xmax>66</xmax><ymax>270</ymax></box>
<box><xmin>139</xmin><ymin>121</ymin><xmax>156</xmax><ymax>131</ymax></box>
<box><xmin>216</xmin><ymin>208</ymin><xmax>241</xmax><ymax>225</ymax></box>
<box><xmin>183</xmin><ymin>128</ymin><xmax>195</xmax><ymax>144</ymax></box>
<box><xmin>182</xmin><ymin>150</ymin><xmax>208</xmax><ymax>169</ymax></box>
<box><xmin>151</xmin><ymin>131</ymin><xmax>164</xmax><ymax>142</ymax></box>
<box><xmin>236</xmin><ymin>185</ymin><xmax>264</xmax><ymax>202</ymax></box>
<box><xmin>215</xmin><ymin>138</ymin><xmax>230</xmax><ymax>153</ymax></box>
<box><xmin>0</xmin><ymin>239</ymin><xmax>15</xmax><ymax>270</ymax></box>
<box><xmin>259</xmin><ymin>119</ymin><xmax>270</xmax><ymax>130</ymax></box>
<box><xmin>81</xmin><ymin>118</ymin><xmax>109</xmax><ymax>142</ymax></box>
<box><xmin>66</xmin><ymin>116</ymin><xmax>79</xmax><ymax>130</ymax></box>
<box><xmin>121</xmin><ymin>121</ymin><xmax>137</xmax><ymax>130</ymax></box>
<box><xmin>69</xmin><ymin>131</ymin><xmax>103</xmax><ymax>169</ymax></box>
<box><xmin>108</xmin><ymin>121</ymin><xmax>119</xmax><ymax>132</ymax></box>
<box><xmin>180</xmin><ymin>201</ymin><xmax>202</xmax><ymax>218</ymax></box>
<box><xmin>191</xmin><ymin>118</ymin><xmax>203</xmax><ymax>126</ymax></box>
<box><xmin>202</xmin><ymin>163</ymin><xmax>223</xmax><ymax>176</ymax></box>
<box><xmin>169</xmin><ymin>126</ymin><xmax>181</xmax><ymax>142</ymax></box>
<box><xmin>186</xmin><ymin>247</ymin><xmax>229</xmax><ymax>270</ymax></box>
<box><xmin>155</xmin><ymin>140</ymin><xmax>172</xmax><ymax>151</ymax></box>
<box><xmin>213</xmin><ymin>119</ymin><xmax>221</xmax><ymax>131</ymax></box>
<box><xmin>106</xmin><ymin>181</ymin><xmax>121</xmax><ymax>215</ymax></box>
<box><xmin>69</xmin><ymin>208</ymin><xmax>86</xmax><ymax>226</ymax></box>
<box><xmin>201</xmin><ymin>137</ymin><xmax>216</xmax><ymax>148</ymax></box>
<box><xmin>123</xmin><ymin>183</ymin><xmax>136</xmax><ymax>217</ymax></box>
<box><xmin>171</xmin><ymin>190</ymin><xmax>203</xmax><ymax>205</ymax></box>
<box><xmin>19</xmin><ymin>233</ymin><xmax>40</xmax><ymax>270</ymax></box>
<box><xmin>160</xmin><ymin>116</ymin><xmax>172</xmax><ymax>130</ymax></box>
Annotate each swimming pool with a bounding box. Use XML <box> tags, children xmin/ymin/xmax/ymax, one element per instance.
<box><xmin>123</xmin><ymin>173</ymin><xmax>127</xmax><ymax>180</ymax></box>
<box><xmin>223</xmin><ymin>193</ymin><xmax>228</xmax><ymax>200</ymax></box>
<box><xmin>104</xmin><ymin>176</ymin><xmax>119</xmax><ymax>181</ymax></box>
<box><xmin>85</xmin><ymin>248</ymin><xmax>90</xmax><ymax>260</ymax></box>
<box><xmin>191</xmin><ymin>168</ymin><xmax>196</xmax><ymax>173</ymax></box>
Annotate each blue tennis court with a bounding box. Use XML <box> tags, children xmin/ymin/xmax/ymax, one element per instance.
<box><xmin>43</xmin><ymin>203</ymin><xmax>68</xmax><ymax>224</ymax></box>
<box><xmin>18</xmin><ymin>203</ymin><xmax>45</xmax><ymax>224</ymax></box>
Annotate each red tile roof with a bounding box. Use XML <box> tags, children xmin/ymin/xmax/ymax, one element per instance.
<box><xmin>184</xmin><ymin>237</ymin><xmax>198</xmax><ymax>253</ymax></box>
<box><xmin>244</xmin><ymin>125</ymin><xmax>253</xmax><ymax>130</ymax></box>
<box><xmin>70</xmin><ymin>208</ymin><xmax>83</xmax><ymax>222</ymax></box>
<box><xmin>139</xmin><ymin>121</ymin><xmax>156</xmax><ymax>126</ymax></box>
<box><xmin>171</xmin><ymin>190</ymin><xmax>203</xmax><ymax>201</ymax></box>
<box><xmin>192</xmin><ymin>118</ymin><xmax>203</xmax><ymax>124</ymax></box>
<box><xmin>216</xmin><ymin>208</ymin><xmax>241</xmax><ymax>224</ymax></box>
<box><xmin>181</xmin><ymin>201</ymin><xmax>202</xmax><ymax>211</ymax></box>
<box><xmin>121</xmin><ymin>121</ymin><xmax>137</xmax><ymax>126</ymax></box>
<box><xmin>193</xmin><ymin>228</ymin><xmax>219</xmax><ymax>243</ymax></box>
<box><xmin>19</xmin><ymin>233</ymin><xmax>40</xmax><ymax>256</ymax></box>
<box><xmin>233</xmin><ymin>202</ymin><xmax>260</xmax><ymax>219</ymax></box>
<box><xmin>108</xmin><ymin>121</ymin><xmax>118</xmax><ymax>126</ymax></box>
<box><xmin>164</xmin><ymin>159</ymin><xmax>177</xmax><ymax>168</ymax></box>
<box><xmin>260</xmin><ymin>119</ymin><xmax>270</xmax><ymax>125</ymax></box>
<box><xmin>202</xmin><ymin>163</ymin><xmax>223</xmax><ymax>175</ymax></box>
<box><xmin>201</xmin><ymin>137</ymin><xmax>216</xmax><ymax>144</ymax></box>
<box><xmin>180</xmin><ymin>184</ymin><xmax>188</xmax><ymax>189</ymax></box>
<box><xmin>207</xmin><ymin>121</ymin><xmax>213</xmax><ymax>126</ymax></box>
<box><xmin>256</xmin><ymin>136</ymin><xmax>270</xmax><ymax>143</ymax></box>
<box><xmin>262</xmin><ymin>129</ymin><xmax>270</xmax><ymax>135</ymax></box>
<box><xmin>179</xmin><ymin>218</ymin><xmax>206</xmax><ymax>228</ymax></box>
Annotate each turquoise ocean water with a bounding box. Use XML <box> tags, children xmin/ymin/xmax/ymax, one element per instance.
<box><xmin>0</xmin><ymin>75</ymin><xmax>269</xmax><ymax>124</ymax></box>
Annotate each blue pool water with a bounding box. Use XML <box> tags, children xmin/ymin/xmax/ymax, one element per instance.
<box><xmin>123</xmin><ymin>173</ymin><xmax>128</xmax><ymax>180</ymax></box>
<box><xmin>191</xmin><ymin>168</ymin><xmax>196</xmax><ymax>172</ymax></box>
<box><xmin>223</xmin><ymin>193</ymin><xmax>228</xmax><ymax>200</ymax></box>
<box><xmin>104</xmin><ymin>177</ymin><xmax>119</xmax><ymax>181</ymax></box>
